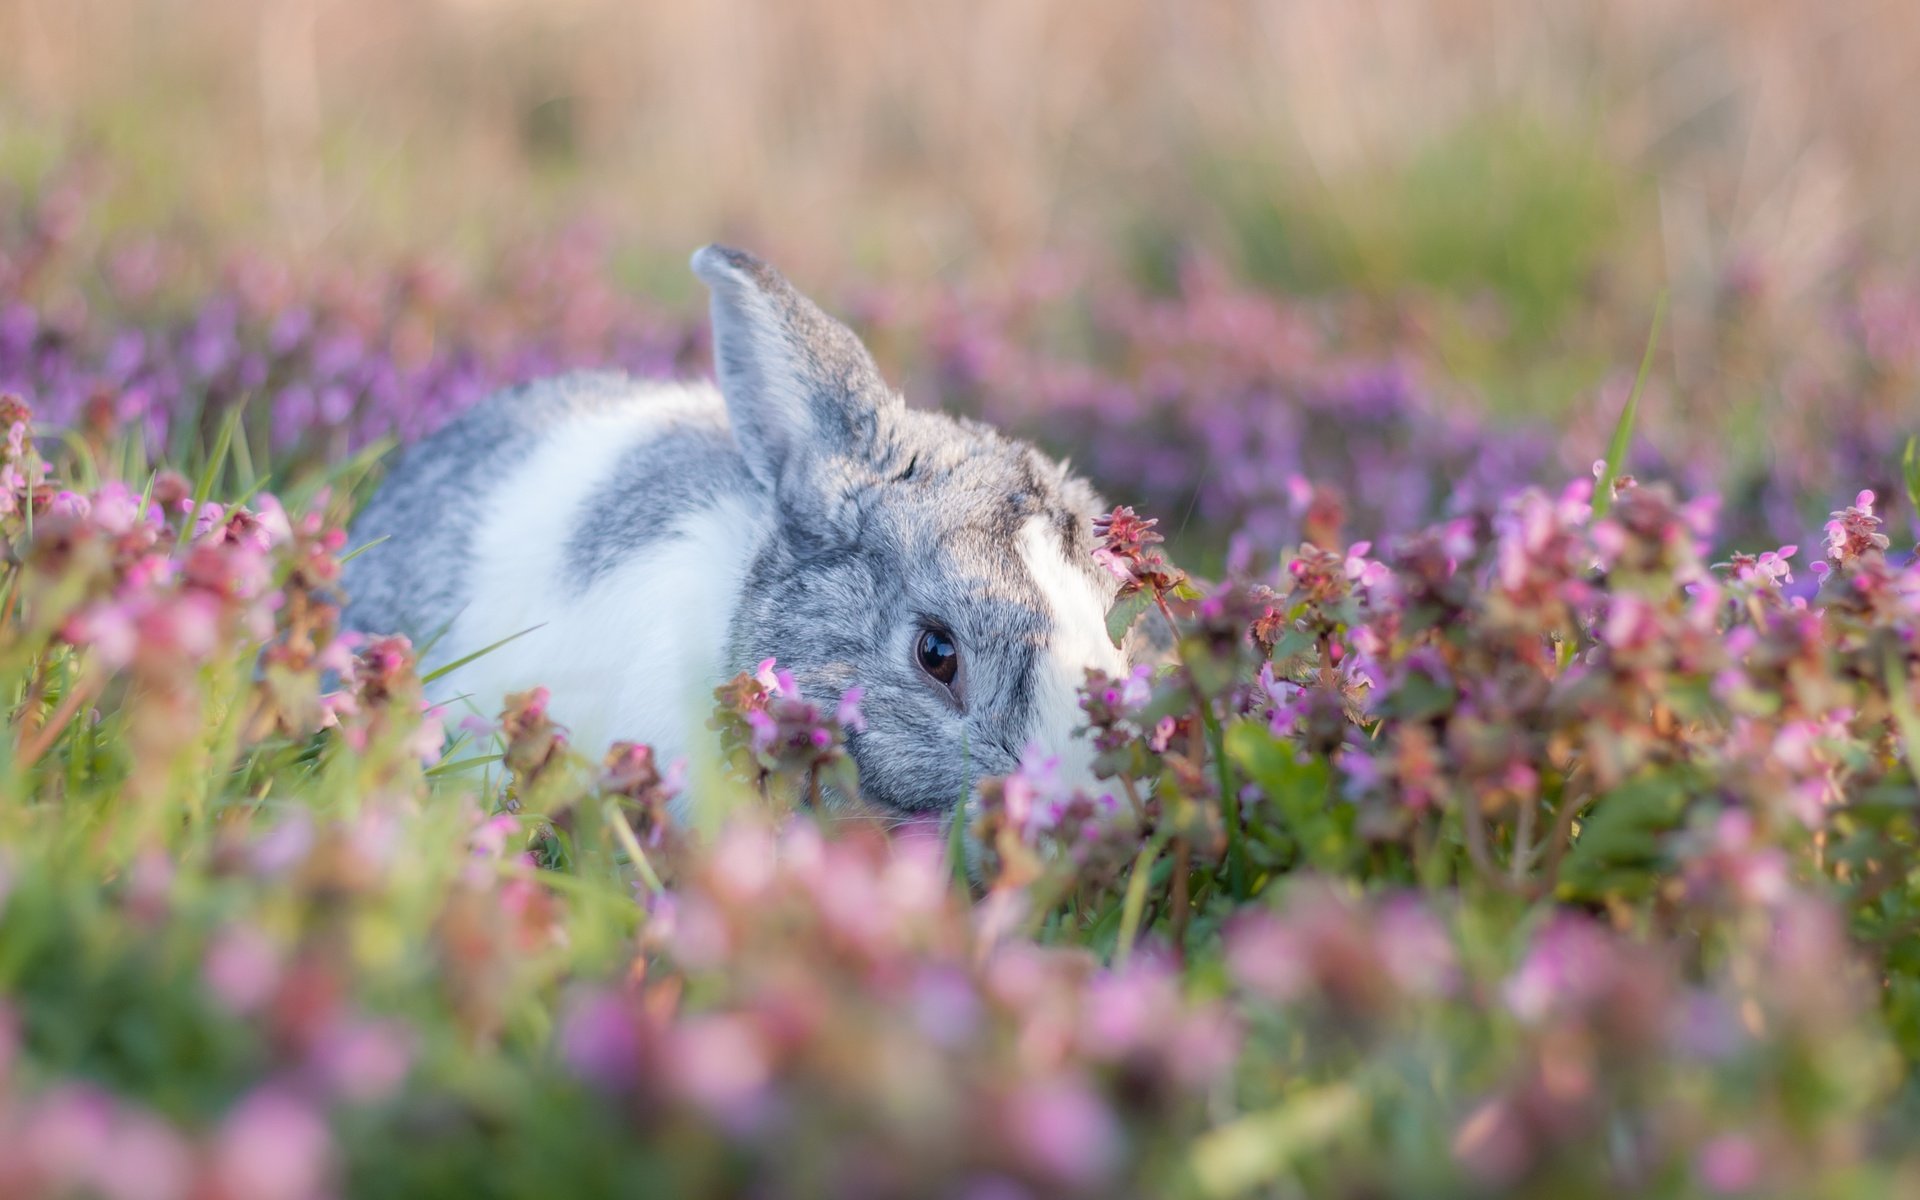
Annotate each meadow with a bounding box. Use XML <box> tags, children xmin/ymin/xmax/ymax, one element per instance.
<box><xmin>3</xmin><ymin>2</ymin><xmax>1920</xmax><ymax>1197</ymax></box>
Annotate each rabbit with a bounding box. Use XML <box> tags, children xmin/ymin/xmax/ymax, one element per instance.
<box><xmin>342</xmin><ymin>245</ymin><xmax>1130</xmax><ymax>814</ymax></box>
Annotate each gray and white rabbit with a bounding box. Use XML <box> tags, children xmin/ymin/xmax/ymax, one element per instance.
<box><xmin>343</xmin><ymin>246</ymin><xmax>1128</xmax><ymax>813</ymax></box>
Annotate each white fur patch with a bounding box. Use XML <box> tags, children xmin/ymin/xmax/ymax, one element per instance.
<box><xmin>1015</xmin><ymin>516</ymin><xmax>1129</xmax><ymax>795</ymax></box>
<box><xmin>433</xmin><ymin>381</ymin><xmax>768</xmax><ymax>763</ymax></box>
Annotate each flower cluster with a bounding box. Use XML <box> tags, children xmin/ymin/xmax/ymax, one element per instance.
<box><xmin>1</xmin><ymin>178</ymin><xmax>1919</xmax><ymax>1197</ymax></box>
<box><xmin>709</xmin><ymin>658</ymin><xmax>864</xmax><ymax>808</ymax></box>
<box><xmin>549</xmin><ymin>818</ymin><xmax>1236</xmax><ymax>1195</ymax></box>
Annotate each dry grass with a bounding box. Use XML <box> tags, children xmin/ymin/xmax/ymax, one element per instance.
<box><xmin>2</xmin><ymin>0</ymin><xmax>1917</xmax><ymax>302</ymax></box>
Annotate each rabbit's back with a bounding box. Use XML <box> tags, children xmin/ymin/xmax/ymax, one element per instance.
<box><xmin>344</xmin><ymin>371</ymin><xmax>772</xmax><ymax>749</ymax></box>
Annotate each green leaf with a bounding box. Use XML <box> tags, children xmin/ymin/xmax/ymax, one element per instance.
<box><xmin>1190</xmin><ymin>1083</ymin><xmax>1363</xmax><ymax>1197</ymax></box>
<box><xmin>1225</xmin><ymin>720</ymin><xmax>1349</xmax><ymax>870</ymax></box>
<box><xmin>1105</xmin><ymin>590</ymin><xmax>1154</xmax><ymax>649</ymax></box>
<box><xmin>1558</xmin><ymin>774</ymin><xmax>1687</xmax><ymax>899</ymax></box>
<box><xmin>1380</xmin><ymin>671</ymin><xmax>1455</xmax><ymax>723</ymax></box>
<box><xmin>1269</xmin><ymin>627</ymin><xmax>1316</xmax><ymax>669</ymax></box>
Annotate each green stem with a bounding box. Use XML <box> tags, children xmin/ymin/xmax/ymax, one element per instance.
<box><xmin>602</xmin><ymin>798</ymin><xmax>665</xmax><ymax>896</ymax></box>
<box><xmin>1201</xmin><ymin>703</ymin><xmax>1246</xmax><ymax>899</ymax></box>
<box><xmin>1114</xmin><ymin>833</ymin><xmax>1166</xmax><ymax>969</ymax></box>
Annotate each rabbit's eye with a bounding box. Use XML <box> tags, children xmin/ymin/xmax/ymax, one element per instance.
<box><xmin>915</xmin><ymin>626</ymin><xmax>960</xmax><ymax>689</ymax></box>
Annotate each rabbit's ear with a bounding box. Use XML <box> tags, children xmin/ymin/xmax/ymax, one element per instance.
<box><xmin>691</xmin><ymin>245</ymin><xmax>901</xmax><ymax>494</ymax></box>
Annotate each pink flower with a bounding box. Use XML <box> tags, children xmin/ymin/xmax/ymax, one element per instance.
<box><xmin>744</xmin><ymin>707</ymin><xmax>779</xmax><ymax>755</ymax></box>
<box><xmin>311</xmin><ymin>1017</ymin><xmax>414</xmax><ymax>1103</ymax></box>
<box><xmin>1342</xmin><ymin>540</ymin><xmax>1392</xmax><ymax>590</ymax></box>
<box><xmin>999</xmin><ymin>745</ymin><xmax>1070</xmax><ymax>837</ymax></box>
<box><xmin>1722</xmin><ymin>545</ymin><xmax>1797</xmax><ymax>588</ymax></box>
<box><xmin>203</xmin><ymin>923</ymin><xmax>284</xmax><ymax>1014</ymax></box>
<box><xmin>1224</xmin><ymin>911</ymin><xmax>1306</xmax><ymax>1003</ymax></box>
<box><xmin>63</xmin><ymin>601</ymin><xmax>140</xmax><ymax>668</ymax></box>
<box><xmin>1003</xmin><ymin>1076</ymin><xmax>1121</xmax><ymax>1189</ymax></box>
<box><xmin>90</xmin><ymin>1109</ymin><xmax>193</xmax><ymax>1200</ymax></box>
<box><xmin>1081</xmin><ymin>961</ymin><xmax>1177</xmax><ymax>1059</ymax></box>
<box><xmin>910</xmin><ymin>966</ymin><xmax>983</xmax><ymax>1048</ymax></box>
<box><xmin>753</xmin><ymin>657</ymin><xmax>798</xmax><ymax>699</ymax></box>
<box><xmin>664</xmin><ymin>1015</ymin><xmax>773</xmax><ymax>1128</ymax></box>
<box><xmin>1697</xmin><ymin>1133</ymin><xmax>1763</xmax><ymax>1194</ymax></box>
<box><xmin>89</xmin><ymin>481</ymin><xmax>157</xmax><ymax>535</ymax></box>
<box><xmin>1375</xmin><ymin>898</ymin><xmax>1458</xmax><ymax>998</ymax></box>
<box><xmin>469</xmin><ymin>813</ymin><xmax>522</xmax><ymax>859</ymax></box>
<box><xmin>409</xmin><ymin>705</ymin><xmax>447</xmax><ymax>766</ymax></box>
<box><xmin>1091</xmin><ymin>544</ymin><xmax>1134</xmax><ymax>584</ymax></box>
<box><xmin>835</xmin><ymin>685</ymin><xmax>868</xmax><ymax>733</ymax></box>
<box><xmin>250</xmin><ymin>809</ymin><xmax>315</xmax><ymax>875</ymax></box>
<box><xmin>209</xmin><ymin>1088</ymin><xmax>334</xmax><ymax>1200</ymax></box>
<box><xmin>1823</xmin><ymin>489</ymin><xmax>1890</xmax><ymax>564</ymax></box>
<box><xmin>664</xmin><ymin>894</ymin><xmax>733</xmax><ymax>970</ymax></box>
<box><xmin>1684</xmin><ymin>811</ymin><xmax>1789</xmax><ymax>908</ymax></box>
<box><xmin>709</xmin><ymin>822</ymin><xmax>778</xmax><ymax>900</ymax></box>
<box><xmin>1601</xmin><ymin>593</ymin><xmax>1660</xmax><ymax>651</ymax></box>
<box><xmin>1502</xmin><ymin>916</ymin><xmax>1622</xmax><ymax>1024</ymax></box>
<box><xmin>23</xmin><ymin>1085</ymin><xmax>113</xmax><ymax>1187</ymax></box>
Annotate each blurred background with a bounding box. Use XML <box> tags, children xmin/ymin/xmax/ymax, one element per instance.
<box><xmin>7</xmin><ymin>1</ymin><xmax>1917</xmax><ymax>289</ymax></box>
<box><xmin>1</xmin><ymin>0</ymin><xmax>1917</xmax><ymax>550</ymax></box>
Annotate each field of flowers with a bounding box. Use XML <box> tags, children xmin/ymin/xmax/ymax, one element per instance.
<box><xmin>1</xmin><ymin>151</ymin><xmax>1919</xmax><ymax>1200</ymax></box>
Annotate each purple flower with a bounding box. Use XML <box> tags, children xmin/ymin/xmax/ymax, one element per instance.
<box><xmin>1502</xmin><ymin>915</ymin><xmax>1624</xmax><ymax>1025</ymax></box>
<box><xmin>559</xmin><ymin>988</ymin><xmax>644</xmax><ymax>1093</ymax></box>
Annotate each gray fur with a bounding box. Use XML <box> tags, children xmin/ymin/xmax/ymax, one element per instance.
<box><xmin>725</xmin><ymin>406</ymin><xmax>1098</xmax><ymax>809</ymax></box>
<box><xmin>345</xmin><ymin>370</ymin><xmax>644</xmax><ymax>642</ymax></box>
<box><xmin>343</xmin><ymin>246</ymin><xmax>1123</xmax><ymax>815</ymax></box>
<box><xmin>564</xmin><ymin>420</ymin><xmax>756</xmax><ymax>586</ymax></box>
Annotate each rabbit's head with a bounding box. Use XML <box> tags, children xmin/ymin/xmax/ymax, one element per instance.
<box><xmin>693</xmin><ymin>245</ymin><xmax>1129</xmax><ymax>815</ymax></box>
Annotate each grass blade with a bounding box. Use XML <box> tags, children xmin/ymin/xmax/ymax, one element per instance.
<box><xmin>420</xmin><ymin>623</ymin><xmax>546</xmax><ymax>685</ymax></box>
<box><xmin>1902</xmin><ymin>434</ymin><xmax>1920</xmax><ymax>532</ymax></box>
<box><xmin>1113</xmin><ymin>833</ymin><xmax>1165</xmax><ymax>968</ymax></box>
<box><xmin>339</xmin><ymin>534</ymin><xmax>391</xmax><ymax>565</ymax></box>
<box><xmin>425</xmin><ymin>752</ymin><xmax>504</xmax><ymax>778</ymax></box>
<box><xmin>1592</xmin><ymin>289</ymin><xmax>1668</xmax><ymax>519</ymax></box>
<box><xmin>176</xmin><ymin>401</ymin><xmax>248</xmax><ymax>549</ymax></box>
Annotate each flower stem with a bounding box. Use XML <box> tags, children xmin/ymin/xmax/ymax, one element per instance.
<box><xmin>1169</xmin><ymin>836</ymin><xmax>1192</xmax><ymax>963</ymax></box>
<box><xmin>602</xmin><ymin>798</ymin><xmax>665</xmax><ymax>897</ymax></box>
<box><xmin>1114</xmin><ymin>833</ymin><xmax>1164</xmax><ymax>968</ymax></box>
